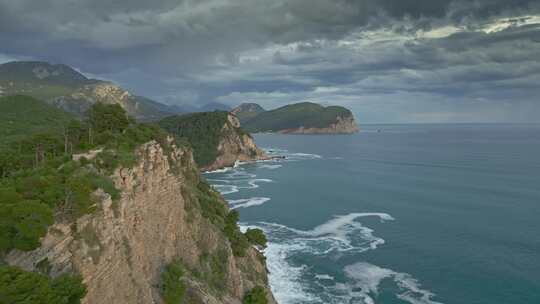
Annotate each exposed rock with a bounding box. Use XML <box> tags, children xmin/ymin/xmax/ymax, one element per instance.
<box><xmin>201</xmin><ymin>114</ymin><xmax>269</xmax><ymax>172</ymax></box>
<box><xmin>72</xmin><ymin>148</ymin><xmax>103</xmax><ymax>162</ymax></box>
<box><xmin>241</xmin><ymin>102</ymin><xmax>360</xmax><ymax>134</ymax></box>
<box><xmin>231</xmin><ymin>103</ymin><xmax>266</xmax><ymax>124</ymax></box>
<box><xmin>279</xmin><ymin>115</ymin><xmax>360</xmax><ymax>134</ymax></box>
<box><xmin>6</xmin><ymin>140</ymin><xmax>275</xmax><ymax>304</ymax></box>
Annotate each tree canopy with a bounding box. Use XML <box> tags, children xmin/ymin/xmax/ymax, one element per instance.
<box><xmin>0</xmin><ymin>266</ymin><xmax>86</xmax><ymax>304</ymax></box>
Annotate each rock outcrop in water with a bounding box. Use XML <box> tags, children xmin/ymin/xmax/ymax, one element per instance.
<box><xmin>237</xmin><ymin>102</ymin><xmax>359</xmax><ymax>134</ymax></box>
<box><xmin>203</xmin><ymin>114</ymin><xmax>268</xmax><ymax>171</ymax></box>
<box><xmin>5</xmin><ymin>140</ymin><xmax>275</xmax><ymax>304</ymax></box>
<box><xmin>159</xmin><ymin>112</ymin><xmax>269</xmax><ymax>172</ymax></box>
<box><xmin>277</xmin><ymin>115</ymin><xmax>359</xmax><ymax>134</ymax></box>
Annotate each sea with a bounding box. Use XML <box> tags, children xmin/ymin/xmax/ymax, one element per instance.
<box><xmin>203</xmin><ymin>124</ymin><xmax>540</xmax><ymax>304</ymax></box>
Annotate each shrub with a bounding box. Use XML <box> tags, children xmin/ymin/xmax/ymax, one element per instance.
<box><xmin>245</xmin><ymin>229</ymin><xmax>267</xmax><ymax>249</ymax></box>
<box><xmin>0</xmin><ymin>266</ymin><xmax>86</xmax><ymax>304</ymax></box>
<box><xmin>225</xmin><ymin>210</ymin><xmax>250</xmax><ymax>257</ymax></box>
<box><xmin>158</xmin><ymin>112</ymin><xmax>230</xmax><ymax>167</ymax></box>
<box><xmin>243</xmin><ymin>286</ymin><xmax>268</xmax><ymax>304</ymax></box>
<box><xmin>161</xmin><ymin>261</ymin><xmax>186</xmax><ymax>304</ymax></box>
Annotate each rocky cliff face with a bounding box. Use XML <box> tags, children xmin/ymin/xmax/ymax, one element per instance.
<box><xmin>51</xmin><ymin>82</ymin><xmax>171</xmax><ymax>121</ymax></box>
<box><xmin>5</xmin><ymin>140</ymin><xmax>275</xmax><ymax>304</ymax></box>
<box><xmin>201</xmin><ymin>114</ymin><xmax>268</xmax><ymax>172</ymax></box>
<box><xmin>279</xmin><ymin>114</ymin><xmax>360</xmax><ymax>134</ymax></box>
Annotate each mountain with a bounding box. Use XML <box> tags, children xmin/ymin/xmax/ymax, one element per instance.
<box><xmin>231</xmin><ymin>103</ymin><xmax>266</xmax><ymax>124</ymax></box>
<box><xmin>199</xmin><ymin>102</ymin><xmax>232</xmax><ymax>112</ymax></box>
<box><xmin>1</xmin><ymin>102</ymin><xmax>275</xmax><ymax>303</ymax></box>
<box><xmin>0</xmin><ymin>61</ymin><xmax>177</xmax><ymax>121</ymax></box>
<box><xmin>241</xmin><ymin>102</ymin><xmax>359</xmax><ymax>134</ymax></box>
<box><xmin>159</xmin><ymin>111</ymin><xmax>268</xmax><ymax>171</ymax></box>
<box><xmin>0</xmin><ymin>95</ymin><xmax>75</xmax><ymax>145</ymax></box>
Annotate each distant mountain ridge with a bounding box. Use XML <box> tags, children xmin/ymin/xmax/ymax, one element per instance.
<box><xmin>0</xmin><ymin>61</ymin><xmax>176</xmax><ymax>121</ymax></box>
<box><xmin>231</xmin><ymin>103</ymin><xmax>266</xmax><ymax>124</ymax></box>
<box><xmin>232</xmin><ymin>102</ymin><xmax>359</xmax><ymax>134</ymax></box>
<box><xmin>0</xmin><ymin>61</ymin><xmax>231</xmax><ymax>121</ymax></box>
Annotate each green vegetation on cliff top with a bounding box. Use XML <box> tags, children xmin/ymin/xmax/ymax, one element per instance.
<box><xmin>0</xmin><ymin>97</ymin><xmax>170</xmax><ymax>254</ymax></box>
<box><xmin>0</xmin><ymin>265</ymin><xmax>86</xmax><ymax>304</ymax></box>
<box><xmin>0</xmin><ymin>95</ymin><xmax>74</xmax><ymax>145</ymax></box>
<box><xmin>159</xmin><ymin>111</ymin><xmax>243</xmax><ymax>167</ymax></box>
<box><xmin>0</xmin><ymin>95</ymin><xmax>269</xmax><ymax>303</ymax></box>
<box><xmin>242</xmin><ymin>102</ymin><xmax>353</xmax><ymax>132</ymax></box>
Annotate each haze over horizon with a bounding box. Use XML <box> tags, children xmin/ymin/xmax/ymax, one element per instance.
<box><xmin>1</xmin><ymin>0</ymin><xmax>539</xmax><ymax>123</ymax></box>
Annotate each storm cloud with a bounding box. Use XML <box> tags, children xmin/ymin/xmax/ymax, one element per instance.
<box><xmin>1</xmin><ymin>0</ymin><xmax>539</xmax><ymax>122</ymax></box>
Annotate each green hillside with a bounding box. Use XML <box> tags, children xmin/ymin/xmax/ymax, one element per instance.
<box><xmin>0</xmin><ymin>61</ymin><xmax>93</xmax><ymax>87</ymax></box>
<box><xmin>0</xmin><ymin>95</ymin><xmax>75</xmax><ymax>145</ymax></box>
<box><xmin>242</xmin><ymin>102</ymin><xmax>353</xmax><ymax>132</ymax></box>
<box><xmin>0</xmin><ymin>61</ymin><xmax>178</xmax><ymax>121</ymax></box>
<box><xmin>231</xmin><ymin>103</ymin><xmax>266</xmax><ymax>124</ymax></box>
<box><xmin>0</xmin><ymin>61</ymin><xmax>95</xmax><ymax>100</ymax></box>
<box><xmin>159</xmin><ymin>112</ymin><xmax>230</xmax><ymax>167</ymax></box>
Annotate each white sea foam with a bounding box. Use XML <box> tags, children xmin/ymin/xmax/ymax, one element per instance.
<box><xmin>247</xmin><ymin>178</ymin><xmax>272</xmax><ymax>189</ymax></box>
<box><xmin>315</xmin><ymin>274</ymin><xmax>335</xmax><ymax>281</ymax></box>
<box><xmin>228</xmin><ymin>197</ymin><xmax>271</xmax><ymax>209</ymax></box>
<box><xmin>270</xmin><ymin>213</ymin><xmax>395</xmax><ymax>254</ymax></box>
<box><xmin>264</xmin><ymin>242</ymin><xmax>322</xmax><ymax>304</ymax></box>
<box><xmin>262</xmin><ymin>147</ymin><xmax>323</xmax><ymax>162</ymax></box>
<box><xmin>244</xmin><ymin>214</ymin><xmax>400</xmax><ymax>304</ymax></box>
<box><xmin>208</xmin><ymin>176</ymin><xmax>272</xmax><ymax>195</ymax></box>
<box><xmin>207</xmin><ymin>148</ymin><xmax>441</xmax><ymax>303</ymax></box>
<box><xmin>290</xmin><ymin>152</ymin><xmax>323</xmax><ymax>159</ymax></box>
<box><xmin>203</xmin><ymin>166</ymin><xmax>233</xmax><ymax>174</ymax></box>
<box><xmin>225</xmin><ymin>169</ymin><xmax>257</xmax><ymax>179</ymax></box>
<box><xmin>343</xmin><ymin>262</ymin><xmax>444</xmax><ymax>304</ymax></box>
<box><xmin>258</xmin><ymin>164</ymin><xmax>283</xmax><ymax>170</ymax></box>
<box><xmin>212</xmin><ymin>184</ymin><xmax>239</xmax><ymax>195</ymax></box>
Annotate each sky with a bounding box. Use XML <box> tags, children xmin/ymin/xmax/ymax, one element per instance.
<box><xmin>0</xmin><ymin>0</ymin><xmax>539</xmax><ymax>123</ymax></box>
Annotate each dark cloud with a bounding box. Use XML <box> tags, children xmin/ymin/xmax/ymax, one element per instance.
<box><xmin>0</xmin><ymin>0</ymin><xmax>539</xmax><ymax>122</ymax></box>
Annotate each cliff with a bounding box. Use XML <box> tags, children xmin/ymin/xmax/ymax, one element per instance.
<box><xmin>240</xmin><ymin>102</ymin><xmax>359</xmax><ymax>134</ymax></box>
<box><xmin>159</xmin><ymin>112</ymin><xmax>268</xmax><ymax>172</ymax></box>
<box><xmin>202</xmin><ymin>114</ymin><xmax>268</xmax><ymax>171</ymax></box>
<box><xmin>278</xmin><ymin>115</ymin><xmax>359</xmax><ymax>134</ymax></box>
<box><xmin>4</xmin><ymin>140</ymin><xmax>275</xmax><ymax>304</ymax></box>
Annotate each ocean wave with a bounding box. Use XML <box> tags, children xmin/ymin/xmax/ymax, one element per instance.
<box><xmin>245</xmin><ymin>213</ymin><xmax>443</xmax><ymax>304</ymax></box>
<box><xmin>265</xmin><ymin>242</ymin><xmax>322</xmax><ymax>303</ymax></box>
<box><xmin>212</xmin><ymin>184</ymin><xmax>239</xmax><ymax>195</ymax></box>
<box><xmin>315</xmin><ymin>274</ymin><xmax>335</xmax><ymax>281</ymax></box>
<box><xmin>242</xmin><ymin>213</ymin><xmax>399</xmax><ymax>303</ymax></box>
<box><xmin>263</xmin><ymin>147</ymin><xmax>323</xmax><ymax>162</ymax></box>
<box><xmin>202</xmin><ymin>166</ymin><xmax>233</xmax><ymax>174</ymax></box>
<box><xmin>210</xmin><ymin>178</ymin><xmax>272</xmax><ymax>196</ymax></box>
<box><xmin>224</xmin><ymin>169</ymin><xmax>257</xmax><ymax>179</ymax></box>
<box><xmin>258</xmin><ymin>164</ymin><xmax>283</xmax><ymax>170</ymax></box>
<box><xmin>290</xmin><ymin>152</ymin><xmax>323</xmax><ymax>159</ymax></box>
<box><xmin>343</xmin><ymin>262</ymin><xmax>444</xmax><ymax>304</ymax></box>
<box><xmin>228</xmin><ymin>197</ymin><xmax>271</xmax><ymax>209</ymax></box>
<box><xmin>255</xmin><ymin>213</ymin><xmax>394</xmax><ymax>255</ymax></box>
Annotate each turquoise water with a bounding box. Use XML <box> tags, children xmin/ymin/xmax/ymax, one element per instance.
<box><xmin>204</xmin><ymin>124</ymin><xmax>540</xmax><ymax>304</ymax></box>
